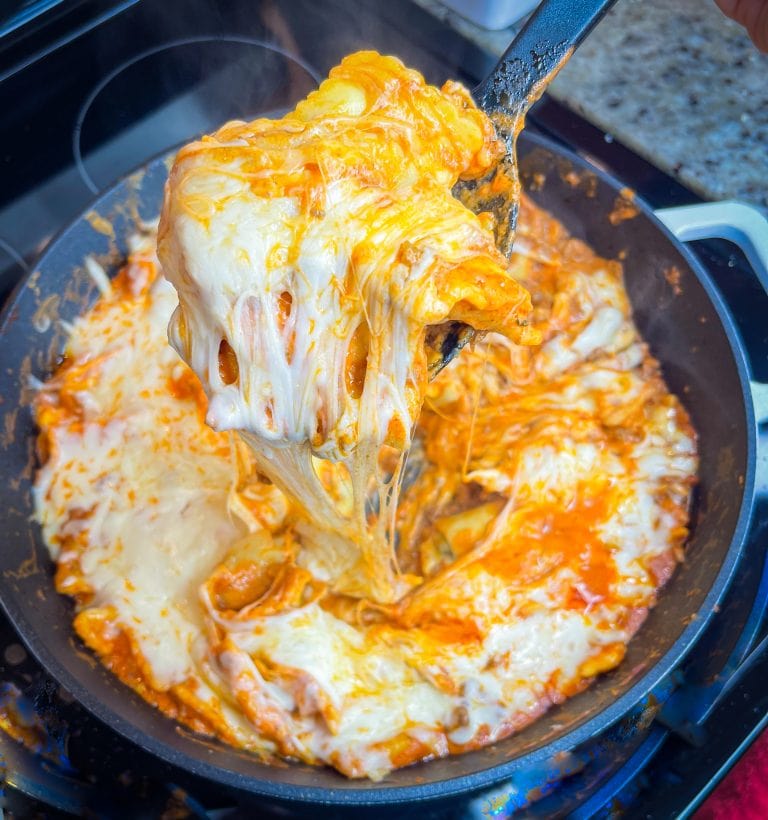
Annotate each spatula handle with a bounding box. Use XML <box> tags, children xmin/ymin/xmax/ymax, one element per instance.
<box><xmin>474</xmin><ymin>0</ymin><xmax>619</xmax><ymax>116</ymax></box>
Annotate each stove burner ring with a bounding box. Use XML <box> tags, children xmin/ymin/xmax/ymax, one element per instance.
<box><xmin>0</xmin><ymin>235</ymin><xmax>31</xmax><ymax>273</ymax></box>
<box><xmin>73</xmin><ymin>36</ymin><xmax>322</xmax><ymax>194</ymax></box>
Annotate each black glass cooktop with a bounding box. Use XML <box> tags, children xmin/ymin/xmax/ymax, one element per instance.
<box><xmin>1</xmin><ymin>0</ymin><xmax>767</xmax><ymax>817</ymax></box>
<box><xmin>0</xmin><ymin>0</ymin><xmax>495</xmax><ymax>303</ymax></box>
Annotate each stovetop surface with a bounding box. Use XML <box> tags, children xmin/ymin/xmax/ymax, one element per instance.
<box><xmin>1</xmin><ymin>0</ymin><xmax>767</xmax><ymax>817</ymax></box>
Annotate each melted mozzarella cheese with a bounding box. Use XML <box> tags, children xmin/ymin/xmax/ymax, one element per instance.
<box><xmin>35</xmin><ymin>158</ymin><xmax>697</xmax><ymax>781</ymax></box>
<box><xmin>157</xmin><ymin>51</ymin><xmax>539</xmax><ymax>603</ymax></box>
<box><xmin>34</xmin><ymin>262</ymin><xmax>242</xmax><ymax>689</ymax></box>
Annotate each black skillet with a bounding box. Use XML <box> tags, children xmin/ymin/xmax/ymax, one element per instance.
<box><xmin>0</xmin><ymin>0</ymin><xmax>766</xmax><ymax>811</ymax></box>
<box><xmin>0</xmin><ymin>129</ymin><xmax>763</xmax><ymax>810</ymax></box>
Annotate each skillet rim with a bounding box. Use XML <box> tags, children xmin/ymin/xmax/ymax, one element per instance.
<box><xmin>0</xmin><ymin>130</ymin><xmax>757</xmax><ymax>805</ymax></box>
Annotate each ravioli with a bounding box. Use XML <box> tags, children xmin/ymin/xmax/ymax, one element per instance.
<box><xmin>34</xmin><ymin>194</ymin><xmax>697</xmax><ymax>779</ymax></box>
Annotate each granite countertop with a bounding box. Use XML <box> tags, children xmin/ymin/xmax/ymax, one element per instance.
<box><xmin>415</xmin><ymin>0</ymin><xmax>768</xmax><ymax>209</ymax></box>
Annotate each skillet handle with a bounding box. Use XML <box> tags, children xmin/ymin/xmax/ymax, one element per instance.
<box><xmin>654</xmin><ymin>201</ymin><xmax>768</xmax><ymax>290</ymax></box>
<box><xmin>652</xmin><ymin>202</ymin><xmax>768</xmax><ymax>740</ymax></box>
<box><xmin>654</xmin><ymin>201</ymin><xmax>768</xmax><ymax>428</ymax></box>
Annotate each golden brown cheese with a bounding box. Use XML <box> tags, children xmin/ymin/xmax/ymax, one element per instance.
<box><xmin>34</xmin><ymin>195</ymin><xmax>697</xmax><ymax>780</ymax></box>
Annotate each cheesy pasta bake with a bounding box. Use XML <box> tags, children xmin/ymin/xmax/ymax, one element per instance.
<box><xmin>33</xmin><ymin>52</ymin><xmax>697</xmax><ymax>780</ymax></box>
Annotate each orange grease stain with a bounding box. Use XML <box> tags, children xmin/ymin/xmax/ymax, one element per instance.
<box><xmin>481</xmin><ymin>495</ymin><xmax>616</xmax><ymax>606</ymax></box>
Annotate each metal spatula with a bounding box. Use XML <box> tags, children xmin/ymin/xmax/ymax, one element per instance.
<box><xmin>428</xmin><ymin>0</ymin><xmax>619</xmax><ymax>373</ymax></box>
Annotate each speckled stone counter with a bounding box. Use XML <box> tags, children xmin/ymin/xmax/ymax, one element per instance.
<box><xmin>414</xmin><ymin>0</ymin><xmax>768</xmax><ymax>208</ymax></box>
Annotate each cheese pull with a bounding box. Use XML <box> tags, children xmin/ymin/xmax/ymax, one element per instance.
<box><xmin>158</xmin><ymin>50</ymin><xmax>539</xmax><ymax>602</ymax></box>
<box><xmin>158</xmin><ymin>50</ymin><xmax>538</xmax><ymax>458</ymax></box>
